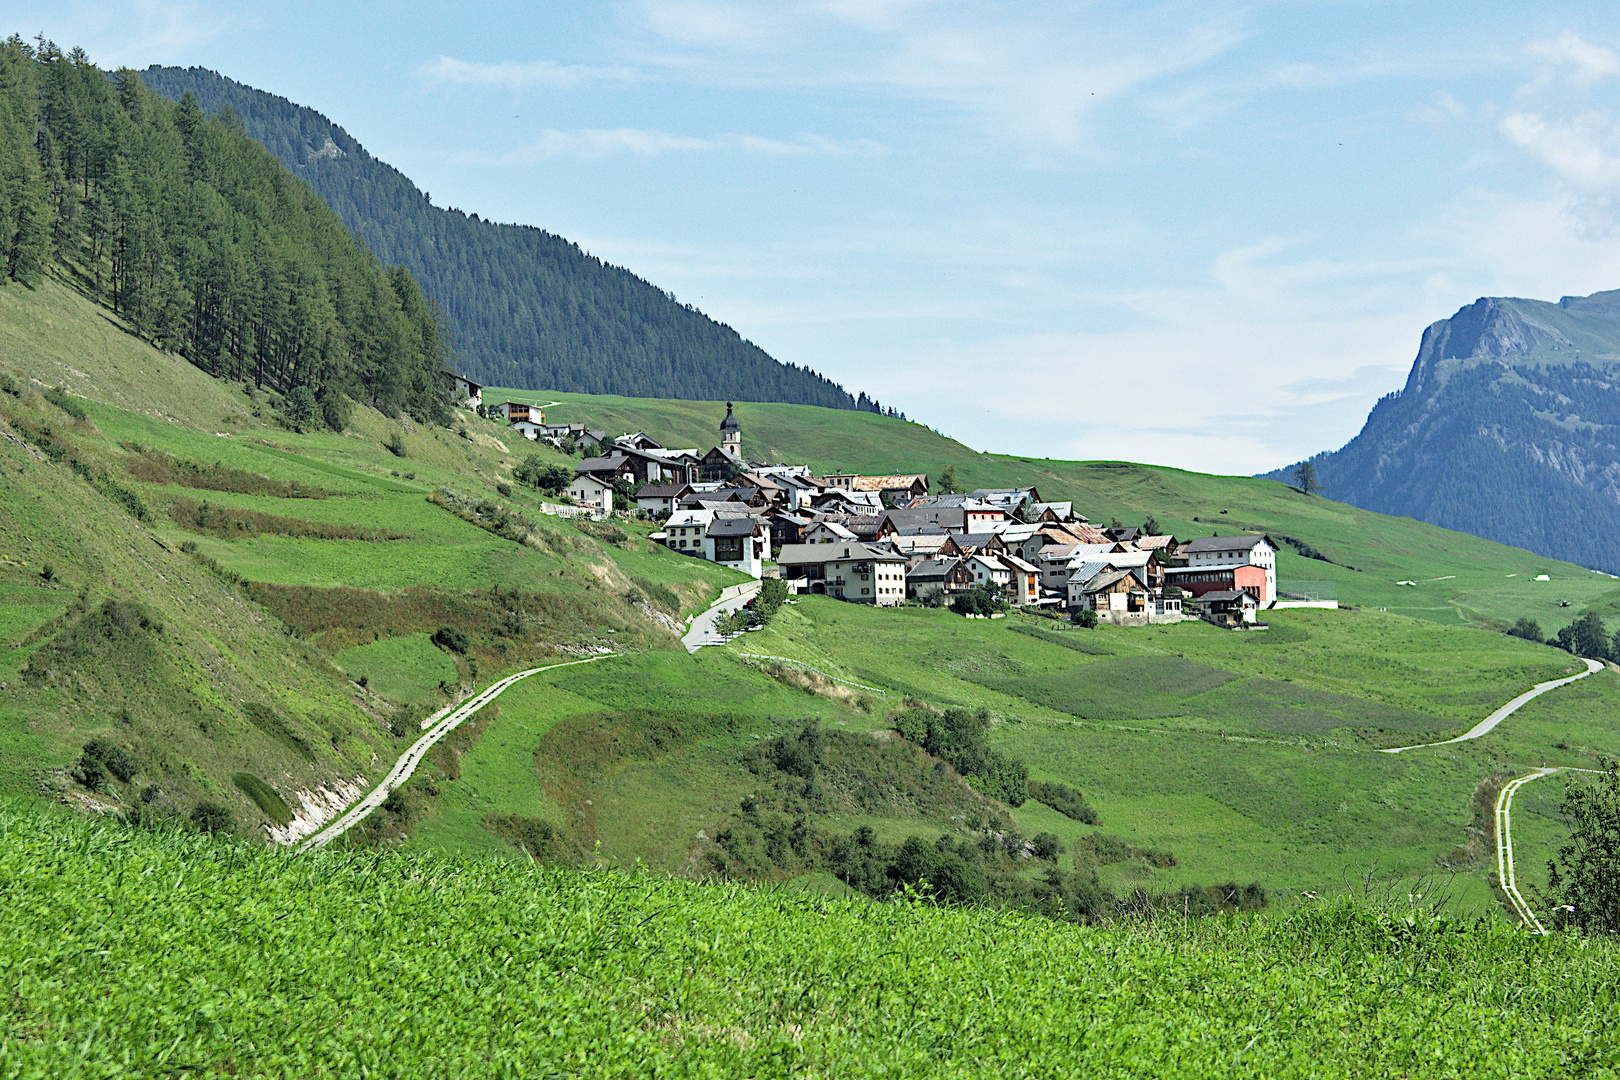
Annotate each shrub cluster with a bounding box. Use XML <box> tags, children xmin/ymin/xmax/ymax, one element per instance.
<box><xmin>951</xmin><ymin>585</ymin><xmax>1006</xmax><ymax>616</ymax></box>
<box><xmin>1027</xmin><ymin>780</ymin><xmax>1099</xmax><ymax>824</ymax></box>
<box><xmin>70</xmin><ymin>738</ymin><xmax>139</xmax><ymax>791</ymax></box>
<box><xmin>232</xmin><ymin>772</ymin><xmax>292</xmax><ymax>826</ymax></box>
<box><xmin>891</xmin><ymin>706</ymin><xmax>1028</xmax><ymax>806</ymax></box>
<box><xmin>431</xmin><ymin>626</ymin><xmax>470</xmax><ymax>654</ymax></box>
<box><xmin>512</xmin><ymin>455</ymin><xmax>572</xmax><ymax>496</ymax></box>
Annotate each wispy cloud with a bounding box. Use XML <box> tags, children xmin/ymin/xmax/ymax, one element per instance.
<box><xmin>629</xmin><ymin>0</ymin><xmax>1247</xmax><ymax>151</ymax></box>
<box><xmin>1492</xmin><ymin>33</ymin><xmax>1620</xmax><ymax>225</ymax></box>
<box><xmin>454</xmin><ymin>127</ymin><xmax>883</xmax><ymax>163</ymax></box>
<box><xmin>418</xmin><ymin>55</ymin><xmax>638</xmax><ymax>89</ymax></box>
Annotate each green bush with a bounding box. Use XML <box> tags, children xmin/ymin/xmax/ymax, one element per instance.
<box><xmin>1072</xmin><ymin>608</ymin><xmax>1099</xmax><ymax>628</ymax></box>
<box><xmin>1555</xmin><ymin>611</ymin><xmax>1610</xmax><ymax>661</ymax></box>
<box><xmin>1074</xmin><ymin>833</ymin><xmax>1176</xmax><ymax>869</ymax></box>
<box><xmin>43</xmin><ymin>386</ymin><xmax>87</xmax><ymax>420</ymax></box>
<box><xmin>1507</xmin><ymin>617</ymin><xmax>1543</xmax><ymax>643</ymax></box>
<box><xmin>1546</xmin><ymin>756</ymin><xmax>1620</xmax><ymax>934</ymax></box>
<box><xmin>233</xmin><ymin>773</ymin><xmax>293</xmax><ymax>826</ymax></box>
<box><xmin>432</xmin><ymin>626</ymin><xmax>470</xmax><ymax>653</ymax></box>
<box><xmin>1032</xmin><ymin>833</ymin><xmax>1062</xmax><ymax>861</ymax></box>
<box><xmin>282</xmin><ymin>385</ymin><xmax>318</xmax><ymax>431</ymax></box>
<box><xmin>513</xmin><ymin>456</ymin><xmax>573</xmax><ymax>495</ymax></box>
<box><xmin>384</xmin><ymin>432</ymin><xmax>408</xmax><ymax>457</ymax></box>
<box><xmin>1027</xmin><ymin>780</ymin><xmax>1098</xmax><ymax>824</ymax></box>
<box><xmin>890</xmin><ymin>706</ymin><xmax>1027</xmax><ymax>806</ymax></box>
<box><xmin>189</xmin><ymin>802</ymin><xmax>234</xmax><ymax>835</ymax></box>
<box><xmin>951</xmin><ymin>585</ymin><xmax>1006</xmax><ymax>616</ymax></box>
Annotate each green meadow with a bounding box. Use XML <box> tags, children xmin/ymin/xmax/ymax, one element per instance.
<box><xmin>6</xmin><ymin>807</ymin><xmax>1619</xmax><ymax>1078</ymax></box>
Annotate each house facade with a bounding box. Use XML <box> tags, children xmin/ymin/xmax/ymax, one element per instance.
<box><xmin>661</xmin><ymin>509</ymin><xmax>715</xmax><ymax>554</ymax></box>
<box><xmin>635</xmin><ymin>483</ymin><xmax>692</xmax><ymax>517</ymax></box>
<box><xmin>775</xmin><ymin>542</ymin><xmax>908</xmax><ymax>605</ymax></box>
<box><xmin>445</xmin><ymin>372</ymin><xmax>482</xmax><ymax>409</ymax></box>
<box><xmin>565</xmin><ymin>474</ymin><xmax>613</xmax><ymax>517</ymax></box>
<box><xmin>704</xmin><ymin>516</ymin><xmax>768</xmax><ymax>578</ymax></box>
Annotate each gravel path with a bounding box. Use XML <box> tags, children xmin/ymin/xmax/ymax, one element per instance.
<box><xmin>1380</xmin><ymin>658</ymin><xmax>1604</xmax><ymax>755</ymax></box>
<box><xmin>299</xmin><ymin>653</ymin><xmax>617</xmax><ymax>851</ymax></box>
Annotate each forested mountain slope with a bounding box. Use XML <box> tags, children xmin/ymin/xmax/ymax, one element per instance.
<box><xmin>1267</xmin><ymin>289</ymin><xmax>1620</xmax><ymax>573</ymax></box>
<box><xmin>140</xmin><ymin>65</ymin><xmax>873</xmax><ymax>411</ymax></box>
<box><xmin>0</xmin><ymin>39</ymin><xmax>449</xmax><ymax>426</ymax></box>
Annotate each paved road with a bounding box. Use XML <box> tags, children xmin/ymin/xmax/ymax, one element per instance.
<box><xmin>299</xmin><ymin>653</ymin><xmax>617</xmax><ymax>851</ymax></box>
<box><xmin>1380</xmin><ymin>658</ymin><xmax>1604</xmax><ymax>754</ymax></box>
<box><xmin>681</xmin><ymin>580</ymin><xmax>761</xmax><ymax>653</ymax></box>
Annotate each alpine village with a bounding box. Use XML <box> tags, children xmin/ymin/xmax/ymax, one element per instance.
<box><xmin>470</xmin><ymin>383</ymin><xmax>1300</xmax><ymax>629</ymax></box>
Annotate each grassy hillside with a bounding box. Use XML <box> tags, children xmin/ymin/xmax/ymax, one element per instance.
<box><xmin>397</xmin><ymin>592</ymin><xmax>1620</xmax><ymax>913</ymax></box>
<box><xmin>5</xmin><ymin>806</ymin><xmax>1616</xmax><ymax>1077</ymax></box>
<box><xmin>499</xmin><ymin>387</ymin><xmax>1620</xmax><ymax>631</ymax></box>
<box><xmin>0</xmin><ymin>277</ymin><xmax>738</xmax><ymax>832</ymax></box>
<box><xmin>9</xmin><ymin>271</ymin><xmax>1619</xmax><ymax>923</ymax></box>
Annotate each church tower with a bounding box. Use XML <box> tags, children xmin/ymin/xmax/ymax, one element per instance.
<box><xmin>720</xmin><ymin>401</ymin><xmax>741</xmax><ymax>460</ymax></box>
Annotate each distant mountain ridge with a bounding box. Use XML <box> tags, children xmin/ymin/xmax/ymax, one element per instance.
<box><xmin>140</xmin><ymin>66</ymin><xmax>873</xmax><ymax>412</ymax></box>
<box><xmin>1267</xmin><ymin>289</ymin><xmax>1620</xmax><ymax>573</ymax></box>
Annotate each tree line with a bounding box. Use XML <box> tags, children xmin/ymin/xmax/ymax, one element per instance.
<box><xmin>137</xmin><ymin>65</ymin><xmax>887</xmax><ymax>413</ymax></box>
<box><xmin>0</xmin><ymin>39</ymin><xmax>450</xmax><ymax>428</ymax></box>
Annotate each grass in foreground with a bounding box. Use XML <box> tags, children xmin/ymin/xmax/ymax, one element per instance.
<box><xmin>3</xmin><ymin>808</ymin><xmax>1616</xmax><ymax>1078</ymax></box>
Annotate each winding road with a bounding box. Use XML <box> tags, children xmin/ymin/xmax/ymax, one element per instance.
<box><xmin>1380</xmin><ymin>658</ymin><xmax>1604</xmax><ymax>755</ymax></box>
<box><xmin>681</xmin><ymin>580</ymin><xmax>761</xmax><ymax>652</ymax></box>
<box><xmin>300</xmin><ymin>653</ymin><xmax>617</xmax><ymax>851</ymax></box>
<box><xmin>301</xmin><ymin>582</ymin><xmax>761</xmax><ymax>849</ymax></box>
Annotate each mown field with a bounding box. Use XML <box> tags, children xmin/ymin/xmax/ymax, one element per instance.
<box><xmin>4</xmin><ymin>807</ymin><xmax>1617</xmax><ymax>1078</ymax></box>
<box><xmin>496</xmin><ymin>385</ymin><xmax>1620</xmax><ymax>629</ymax></box>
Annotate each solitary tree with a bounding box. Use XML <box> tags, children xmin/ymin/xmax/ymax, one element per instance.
<box><xmin>938</xmin><ymin>465</ymin><xmax>962</xmax><ymax>495</ymax></box>
<box><xmin>1294</xmin><ymin>460</ymin><xmax>1319</xmax><ymax>496</ymax></box>
<box><xmin>1142</xmin><ymin>515</ymin><xmax>1161</xmax><ymax>536</ymax></box>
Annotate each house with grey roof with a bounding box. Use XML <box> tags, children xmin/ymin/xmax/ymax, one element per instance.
<box><xmin>776</xmin><ymin>542</ymin><xmax>908</xmax><ymax>605</ymax></box>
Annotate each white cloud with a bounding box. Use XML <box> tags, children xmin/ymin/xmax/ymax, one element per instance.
<box><xmin>454</xmin><ymin>127</ymin><xmax>882</xmax><ymax>163</ymax></box>
<box><xmin>418</xmin><ymin>56</ymin><xmax>638</xmax><ymax>89</ymax></box>
<box><xmin>1527</xmin><ymin>31</ymin><xmax>1620</xmax><ymax>87</ymax></box>
<box><xmin>1499</xmin><ymin>111</ymin><xmax>1620</xmax><ymax>196</ymax></box>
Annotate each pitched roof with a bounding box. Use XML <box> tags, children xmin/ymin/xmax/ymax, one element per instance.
<box><xmin>575</xmin><ymin>454</ymin><xmax>628</xmax><ymax>472</ymax></box>
<box><xmin>707</xmin><ymin>516</ymin><xmax>763</xmax><ymax>537</ymax></box>
<box><xmin>1182</xmin><ymin>534</ymin><xmax>1270</xmax><ymax>553</ymax></box>
<box><xmin>908</xmin><ymin>558</ymin><xmax>962</xmax><ymax>579</ymax></box>
<box><xmin>775</xmin><ymin>541</ymin><xmax>906</xmax><ymax>565</ymax></box>
<box><xmin>847</xmin><ymin>473</ymin><xmax>928</xmax><ymax>492</ymax></box>
<box><xmin>807</xmin><ymin>521</ymin><xmax>858</xmax><ymax>540</ymax></box>
<box><xmin>1081</xmin><ymin>567</ymin><xmax>1148</xmax><ymax>593</ymax></box>
<box><xmin>1199</xmin><ymin>589</ymin><xmax>1257</xmax><ymax>603</ymax></box>
<box><xmin>635</xmin><ymin>483</ymin><xmax>691</xmax><ymax>499</ymax></box>
<box><xmin>1002</xmin><ymin>554</ymin><xmax>1039</xmax><ymax>573</ymax></box>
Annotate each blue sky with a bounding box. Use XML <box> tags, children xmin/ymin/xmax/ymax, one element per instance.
<box><xmin>15</xmin><ymin>2</ymin><xmax>1620</xmax><ymax>474</ymax></box>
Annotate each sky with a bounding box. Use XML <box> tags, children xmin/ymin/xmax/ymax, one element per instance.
<box><xmin>13</xmin><ymin>2</ymin><xmax>1620</xmax><ymax>474</ymax></box>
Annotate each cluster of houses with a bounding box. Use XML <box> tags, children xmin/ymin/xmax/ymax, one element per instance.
<box><xmin>469</xmin><ymin>387</ymin><xmax>1295</xmax><ymax>627</ymax></box>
